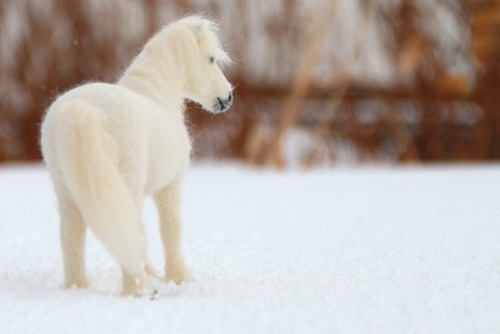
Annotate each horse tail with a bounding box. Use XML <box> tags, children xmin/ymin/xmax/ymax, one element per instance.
<box><xmin>53</xmin><ymin>99</ymin><xmax>147</xmax><ymax>277</ymax></box>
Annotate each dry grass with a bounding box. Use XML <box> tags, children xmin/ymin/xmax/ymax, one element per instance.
<box><xmin>0</xmin><ymin>0</ymin><xmax>499</xmax><ymax>165</ymax></box>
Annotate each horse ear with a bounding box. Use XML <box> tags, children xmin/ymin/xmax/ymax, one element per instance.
<box><xmin>176</xmin><ymin>16</ymin><xmax>217</xmax><ymax>38</ymax></box>
<box><xmin>190</xmin><ymin>19</ymin><xmax>211</xmax><ymax>37</ymax></box>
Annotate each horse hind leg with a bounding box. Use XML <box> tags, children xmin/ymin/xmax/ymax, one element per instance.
<box><xmin>57</xmin><ymin>186</ymin><xmax>88</xmax><ymax>289</ymax></box>
<box><xmin>86</xmin><ymin>207</ymin><xmax>151</xmax><ymax>296</ymax></box>
<box><xmin>118</xmin><ymin>220</ymin><xmax>156</xmax><ymax>296</ymax></box>
<box><xmin>116</xmin><ymin>172</ymin><xmax>160</xmax><ymax>295</ymax></box>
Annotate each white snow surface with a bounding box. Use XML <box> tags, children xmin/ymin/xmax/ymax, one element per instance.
<box><xmin>0</xmin><ymin>163</ymin><xmax>498</xmax><ymax>333</ymax></box>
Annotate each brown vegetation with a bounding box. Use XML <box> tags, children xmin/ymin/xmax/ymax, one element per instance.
<box><xmin>0</xmin><ymin>0</ymin><xmax>498</xmax><ymax>166</ymax></box>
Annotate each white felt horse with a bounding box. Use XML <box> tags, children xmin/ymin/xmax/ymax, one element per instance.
<box><xmin>40</xmin><ymin>16</ymin><xmax>233</xmax><ymax>296</ymax></box>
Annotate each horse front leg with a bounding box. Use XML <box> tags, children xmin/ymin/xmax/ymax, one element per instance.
<box><xmin>154</xmin><ymin>179</ymin><xmax>191</xmax><ymax>283</ymax></box>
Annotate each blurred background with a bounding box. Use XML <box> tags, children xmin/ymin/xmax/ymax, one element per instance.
<box><xmin>0</xmin><ymin>0</ymin><xmax>498</xmax><ymax>168</ymax></box>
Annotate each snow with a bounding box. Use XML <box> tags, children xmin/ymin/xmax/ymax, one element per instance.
<box><xmin>0</xmin><ymin>163</ymin><xmax>499</xmax><ymax>333</ymax></box>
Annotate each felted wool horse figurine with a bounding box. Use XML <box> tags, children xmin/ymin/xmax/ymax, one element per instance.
<box><xmin>40</xmin><ymin>16</ymin><xmax>233</xmax><ymax>296</ymax></box>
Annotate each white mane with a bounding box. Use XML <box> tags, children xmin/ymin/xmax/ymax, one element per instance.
<box><xmin>117</xmin><ymin>16</ymin><xmax>231</xmax><ymax>112</ymax></box>
<box><xmin>171</xmin><ymin>15</ymin><xmax>231</xmax><ymax>64</ymax></box>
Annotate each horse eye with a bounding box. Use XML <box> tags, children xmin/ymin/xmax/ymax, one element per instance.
<box><xmin>209</xmin><ymin>56</ymin><xmax>215</xmax><ymax>64</ymax></box>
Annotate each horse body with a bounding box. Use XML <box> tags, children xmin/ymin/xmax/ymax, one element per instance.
<box><xmin>40</xmin><ymin>16</ymin><xmax>232</xmax><ymax>296</ymax></box>
<box><xmin>44</xmin><ymin>82</ymin><xmax>190</xmax><ymax>196</ymax></box>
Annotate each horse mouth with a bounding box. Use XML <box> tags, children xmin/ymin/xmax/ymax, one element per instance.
<box><xmin>212</xmin><ymin>94</ymin><xmax>232</xmax><ymax>113</ymax></box>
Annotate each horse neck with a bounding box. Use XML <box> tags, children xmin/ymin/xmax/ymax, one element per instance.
<box><xmin>117</xmin><ymin>37</ymin><xmax>186</xmax><ymax>114</ymax></box>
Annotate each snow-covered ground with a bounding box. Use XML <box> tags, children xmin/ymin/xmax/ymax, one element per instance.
<box><xmin>0</xmin><ymin>163</ymin><xmax>498</xmax><ymax>333</ymax></box>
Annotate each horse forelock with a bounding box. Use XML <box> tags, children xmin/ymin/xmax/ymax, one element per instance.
<box><xmin>171</xmin><ymin>15</ymin><xmax>231</xmax><ymax>65</ymax></box>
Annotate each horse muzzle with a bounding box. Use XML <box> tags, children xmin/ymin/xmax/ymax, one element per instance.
<box><xmin>213</xmin><ymin>92</ymin><xmax>233</xmax><ymax>113</ymax></box>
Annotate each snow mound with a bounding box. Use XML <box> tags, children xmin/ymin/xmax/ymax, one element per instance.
<box><xmin>0</xmin><ymin>164</ymin><xmax>498</xmax><ymax>333</ymax></box>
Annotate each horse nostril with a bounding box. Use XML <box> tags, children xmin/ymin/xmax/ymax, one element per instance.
<box><xmin>217</xmin><ymin>97</ymin><xmax>224</xmax><ymax>110</ymax></box>
<box><xmin>215</xmin><ymin>94</ymin><xmax>232</xmax><ymax>112</ymax></box>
